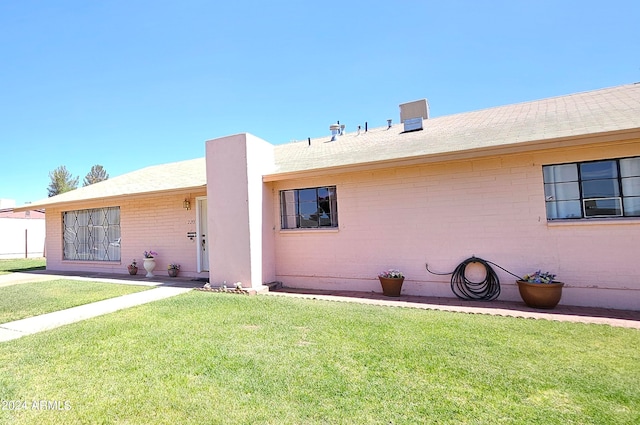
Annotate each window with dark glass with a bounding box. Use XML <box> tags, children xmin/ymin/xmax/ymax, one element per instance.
<box><xmin>543</xmin><ymin>157</ymin><xmax>640</xmax><ymax>219</ymax></box>
<box><xmin>63</xmin><ymin>207</ymin><xmax>121</xmax><ymax>260</ymax></box>
<box><xmin>280</xmin><ymin>186</ymin><xmax>338</xmax><ymax>229</ymax></box>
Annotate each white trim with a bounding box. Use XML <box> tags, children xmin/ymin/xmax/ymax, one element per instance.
<box><xmin>547</xmin><ymin>218</ymin><xmax>640</xmax><ymax>227</ymax></box>
<box><xmin>583</xmin><ymin>197</ymin><xmax>623</xmax><ymax>218</ymax></box>
<box><xmin>195</xmin><ymin>196</ymin><xmax>208</xmax><ymax>272</ymax></box>
<box><xmin>279</xmin><ymin>228</ymin><xmax>340</xmax><ymax>234</ymax></box>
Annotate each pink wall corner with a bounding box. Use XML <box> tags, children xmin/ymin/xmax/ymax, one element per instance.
<box><xmin>205</xmin><ymin>133</ymin><xmax>275</xmax><ymax>288</ymax></box>
<box><xmin>206</xmin><ymin>134</ymin><xmax>252</xmax><ymax>285</ymax></box>
<box><xmin>245</xmin><ymin>133</ymin><xmax>276</xmax><ymax>285</ymax></box>
<box><xmin>261</xmin><ymin>181</ymin><xmax>276</xmax><ymax>284</ymax></box>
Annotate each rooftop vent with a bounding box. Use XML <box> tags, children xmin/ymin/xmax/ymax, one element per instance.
<box><xmin>329</xmin><ymin>123</ymin><xmax>341</xmax><ymax>141</ymax></box>
<box><xmin>399</xmin><ymin>99</ymin><xmax>429</xmax><ymax>133</ymax></box>
<box><xmin>403</xmin><ymin>117</ymin><xmax>423</xmax><ymax>132</ymax></box>
<box><xmin>328</xmin><ymin>122</ymin><xmax>346</xmax><ymax>141</ymax></box>
<box><xmin>400</xmin><ymin>99</ymin><xmax>429</xmax><ymax>122</ymax></box>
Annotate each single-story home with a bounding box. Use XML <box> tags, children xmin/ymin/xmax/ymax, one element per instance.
<box><xmin>16</xmin><ymin>83</ymin><xmax>640</xmax><ymax>310</ymax></box>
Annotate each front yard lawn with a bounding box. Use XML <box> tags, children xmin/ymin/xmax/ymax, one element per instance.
<box><xmin>0</xmin><ymin>279</ymin><xmax>151</xmax><ymax>323</ymax></box>
<box><xmin>0</xmin><ymin>258</ymin><xmax>45</xmax><ymax>275</ymax></box>
<box><xmin>0</xmin><ymin>292</ymin><xmax>638</xmax><ymax>424</ymax></box>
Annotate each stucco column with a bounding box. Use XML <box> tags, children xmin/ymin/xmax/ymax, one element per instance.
<box><xmin>205</xmin><ymin>133</ymin><xmax>275</xmax><ymax>288</ymax></box>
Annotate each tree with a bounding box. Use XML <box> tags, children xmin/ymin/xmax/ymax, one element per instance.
<box><xmin>47</xmin><ymin>166</ymin><xmax>79</xmax><ymax>197</ymax></box>
<box><xmin>83</xmin><ymin>164</ymin><xmax>109</xmax><ymax>186</ymax></box>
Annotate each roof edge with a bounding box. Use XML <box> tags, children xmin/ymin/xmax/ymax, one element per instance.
<box><xmin>13</xmin><ymin>184</ymin><xmax>207</xmax><ymax>212</ymax></box>
<box><xmin>264</xmin><ymin>128</ymin><xmax>640</xmax><ymax>182</ymax></box>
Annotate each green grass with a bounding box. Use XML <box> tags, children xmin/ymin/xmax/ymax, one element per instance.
<box><xmin>0</xmin><ymin>293</ymin><xmax>638</xmax><ymax>424</ymax></box>
<box><xmin>0</xmin><ymin>258</ymin><xmax>46</xmax><ymax>275</ymax></box>
<box><xmin>0</xmin><ymin>280</ymin><xmax>151</xmax><ymax>323</ymax></box>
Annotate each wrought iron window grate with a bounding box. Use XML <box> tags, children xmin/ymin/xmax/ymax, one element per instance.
<box><xmin>63</xmin><ymin>207</ymin><xmax>121</xmax><ymax>261</ymax></box>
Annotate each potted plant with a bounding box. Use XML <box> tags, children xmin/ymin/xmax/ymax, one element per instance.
<box><xmin>143</xmin><ymin>250</ymin><xmax>158</xmax><ymax>277</ymax></box>
<box><xmin>378</xmin><ymin>269</ymin><xmax>405</xmax><ymax>297</ymax></box>
<box><xmin>516</xmin><ymin>270</ymin><xmax>564</xmax><ymax>309</ymax></box>
<box><xmin>127</xmin><ymin>259</ymin><xmax>138</xmax><ymax>275</ymax></box>
<box><xmin>167</xmin><ymin>263</ymin><xmax>180</xmax><ymax>277</ymax></box>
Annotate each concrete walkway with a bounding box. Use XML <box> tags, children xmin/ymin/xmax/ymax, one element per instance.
<box><xmin>0</xmin><ymin>272</ymin><xmax>64</xmax><ymax>288</ymax></box>
<box><xmin>0</xmin><ymin>273</ymin><xmax>192</xmax><ymax>342</ymax></box>
<box><xmin>0</xmin><ymin>270</ymin><xmax>203</xmax><ymax>289</ymax></box>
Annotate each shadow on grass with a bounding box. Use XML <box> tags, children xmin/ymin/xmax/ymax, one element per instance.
<box><xmin>6</xmin><ymin>265</ymin><xmax>46</xmax><ymax>272</ymax></box>
<box><xmin>0</xmin><ymin>258</ymin><xmax>47</xmax><ymax>274</ymax></box>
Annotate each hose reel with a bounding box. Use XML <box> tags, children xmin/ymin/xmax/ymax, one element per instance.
<box><xmin>426</xmin><ymin>256</ymin><xmax>504</xmax><ymax>301</ymax></box>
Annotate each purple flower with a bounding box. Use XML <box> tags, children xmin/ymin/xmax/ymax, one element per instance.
<box><xmin>143</xmin><ymin>250</ymin><xmax>158</xmax><ymax>259</ymax></box>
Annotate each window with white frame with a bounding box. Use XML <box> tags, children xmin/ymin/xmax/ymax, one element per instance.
<box><xmin>543</xmin><ymin>156</ymin><xmax>640</xmax><ymax>220</ymax></box>
<box><xmin>63</xmin><ymin>207</ymin><xmax>121</xmax><ymax>260</ymax></box>
<box><xmin>280</xmin><ymin>186</ymin><xmax>338</xmax><ymax>229</ymax></box>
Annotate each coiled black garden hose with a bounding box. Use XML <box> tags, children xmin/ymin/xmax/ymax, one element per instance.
<box><xmin>426</xmin><ymin>256</ymin><xmax>519</xmax><ymax>301</ymax></box>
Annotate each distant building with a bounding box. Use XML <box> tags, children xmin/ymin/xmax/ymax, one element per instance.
<box><xmin>0</xmin><ymin>199</ymin><xmax>45</xmax><ymax>259</ymax></box>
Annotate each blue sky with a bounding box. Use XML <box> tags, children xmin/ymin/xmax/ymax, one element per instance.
<box><xmin>1</xmin><ymin>1</ymin><xmax>639</xmax><ymax>206</ymax></box>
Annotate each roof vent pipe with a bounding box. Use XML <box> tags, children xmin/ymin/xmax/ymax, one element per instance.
<box><xmin>365</xmin><ymin>121</ymin><xmax>368</xmax><ymax>132</ymax></box>
<box><xmin>329</xmin><ymin>124</ymin><xmax>341</xmax><ymax>141</ymax></box>
<box><xmin>387</xmin><ymin>119</ymin><xmax>392</xmax><ymax>129</ymax></box>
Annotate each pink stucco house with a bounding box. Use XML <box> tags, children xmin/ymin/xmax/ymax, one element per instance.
<box><xmin>16</xmin><ymin>83</ymin><xmax>640</xmax><ymax>310</ymax></box>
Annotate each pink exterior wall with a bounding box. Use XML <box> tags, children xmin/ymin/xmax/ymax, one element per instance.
<box><xmin>205</xmin><ymin>133</ymin><xmax>275</xmax><ymax>288</ymax></box>
<box><xmin>271</xmin><ymin>140</ymin><xmax>640</xmax><ymax>310</ymax></box>
<box><xmin>44</xmin><ymin>190</ymin><xmax>208</xmax><ymax>278</ymax></box>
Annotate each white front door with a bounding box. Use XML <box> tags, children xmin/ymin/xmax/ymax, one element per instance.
<box><xmin>196</xmin><ymin>197</ymin><xmax>209</xmax><ymax>272</ymax></box>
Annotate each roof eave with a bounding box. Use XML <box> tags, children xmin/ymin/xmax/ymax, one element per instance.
<box><xmin>263</xmin><ymin>128</ymin><xmax>640</xmax><ymax>182</ymax></box>
<box><xmin>13</xmin><ymin>184</ymin><xmax>207</xmax><ymax>212</ymax></box>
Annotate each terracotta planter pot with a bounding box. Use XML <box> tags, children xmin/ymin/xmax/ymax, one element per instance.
<box><xmin>168</xmin><ymin>269</ymin><xmax>179</xmax><ymax>278</ymax></box>
<box><xmin>379</xmin><ymin>277</ymin><xmax>404</xmax><ymax>297</ymax></box>
<box><xmin>516</xmin><ymin>280</ymin><xmax>564</xmax><ymax>309</ymax></box>
<box><xmin>127</xmin><ymin>266</ymin><xmax>138</xmax><ymax>275</ymax></box>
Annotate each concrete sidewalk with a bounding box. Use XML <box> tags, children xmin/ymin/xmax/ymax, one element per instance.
<box><xmin>0</xmin><ymin>270</ymin><xmax>203</xmax><ymax>288</ymax></box>
<box><xmin>0</xmin><ymin>272</ymin><xmax>65</xmax><ymax>288</ymax></box>
<box><xmin>0</xmin><ymin>284</ymin><xmax>191</xmax><ymax>342</ymax></box>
